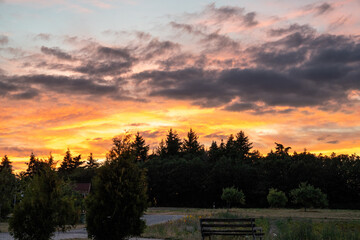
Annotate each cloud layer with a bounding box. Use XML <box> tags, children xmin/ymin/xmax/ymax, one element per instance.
<box><xmin>2</xmin><ymin>1</ymin><xmax>360</xmax><ymax>170</ymax></box>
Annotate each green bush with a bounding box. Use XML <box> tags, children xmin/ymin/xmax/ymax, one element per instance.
<box><xmin>290</xmin><ymin>182</ymin><xmax>328</xmax><ymax>211</ymax></box>
<box><xmin>86</xmin><ymin>134</ymin><xmax>148</xmax><ymax>240</ymax></box>
<box><xmin>267</xmin><ymin>188</ymin><xmax>288</xmax><ymax>208</ymax></box>
<box><xmin>221</xmin><ymin>187</ymin><xmax>245</xmax><ymax>208</ymax></box>
<box><xmin>9</xmin><ymin>167</ymin><xmax>78</xmax><ymax>240</ymax></box>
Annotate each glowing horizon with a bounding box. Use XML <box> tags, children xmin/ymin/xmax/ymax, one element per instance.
<box><xmin>1</xmin><ymin>0</ymin><xmax>360</xmax><ymax>172</ymax></box>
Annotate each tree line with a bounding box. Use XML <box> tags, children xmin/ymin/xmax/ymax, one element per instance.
<box><xmin>1</xmin><ymin>128</ymin><xmax>360</xmax><ymax>220</ymax></box>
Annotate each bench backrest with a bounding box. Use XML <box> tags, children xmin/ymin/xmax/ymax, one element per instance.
<box><xmin>200</xmin><ymin>218</ymin><xmax>257</xmax><ymax>238</ymax></box>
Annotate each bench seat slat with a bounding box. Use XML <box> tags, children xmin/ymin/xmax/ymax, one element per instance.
<box><xmin>203</xmin><ymin>232</ymin><xmax>265</xmax><ymax>236</ymax></box>
<box><xmin>202</xmin><ymin>223</ymin><xmax>254</xmax><ymax>228</ymax></box>
<box><xmin>203</xmin><ymin>229</ymin><xmax>254</xmax><ymax>233</ymax></box>
<box><xmin>201</xmin><ymin>218</ymin><xmax>255</xmax><ymax>222</ymax></box>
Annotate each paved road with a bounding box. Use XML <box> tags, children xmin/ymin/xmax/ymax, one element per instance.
<box><xmin>0</xmin><ymin>214</ymin><xmax>184</xmax><ymax>240</ymax></box>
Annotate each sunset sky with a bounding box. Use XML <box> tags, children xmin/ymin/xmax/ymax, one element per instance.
<box><xmin>1</xmin><ymin>0</ymin><xmax>360</xmax><ymax>171</ymax></box>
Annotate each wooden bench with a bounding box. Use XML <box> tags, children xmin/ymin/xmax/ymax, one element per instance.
<box><xmin>200</xmin><ymin>218</ymin><xmax>264</xmax><ymax>240</ymax></box>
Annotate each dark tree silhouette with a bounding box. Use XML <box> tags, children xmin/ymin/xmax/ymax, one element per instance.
<box><xmin>86</xmin><ymin>153</ymin><xmax>99</xmax><ymax>169</ymax></box>
<box><xmin>163</xmin><ymin>128</ymin><xmax>182</xmax><ymax>157</ymax></box>
<box><xmin>182</xmin><ymin>128</ymin><xmax>203</xmax><ymax>157</ymax></box>
<box><xmin>86</xmin><ymin>134</ymin><xmax>148</xmax><ymax>240</ymax></box>
<box><xmin>25</xmin><ymin>153</ymin><xmax>53</xmax><ymax>177</ymax></box>
<box><xmin>132</xmin><ymin>132</ymin><xmax>149</xmax><ymax>163</ymax></box>
<box><xmin>0</xmin><ymin>155</ymin><xmax>16</xmax><ymax>219</ymax></box>
<box><xmin>59</xmin><ymin>149</ymin><xmax>83</xmax><ymax>175</ymax></box>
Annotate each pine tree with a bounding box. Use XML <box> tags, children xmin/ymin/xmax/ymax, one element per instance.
<box><xmin>0</xmin><ymin>155</ymin><xmax>16</xmax><ymax>219</ymax></box>
<box><xmin>225</xmin><ymin>131</ymin><xmax>253</xmax><ymax>161</ymax></box>
<box><xmin>86</xmin><ymin>135</ymin><xmax>148</xmax><ymax>240</ymax></box>
<box><xmin>164</xmin><ymin>128</ymin><xmax>181</xmax><ymax>157</ymax></box>
<box><xmin>156</xmin><ymin>139</ymin><xmax>166</xmax><ymax>157</ymax></box>
<box><xmin>86</xmin><ymin>153</ymin><xmax>99</xmax><ymax>169</ymax></box>
<box><xmin>225</xmin><ymin>134</ymin><xmax>236</xmax><ymax>159</ymax></box>
<box><xmin>182</xmin><ymin>128</ymin><xmax>203</xmax><ymax>156</ymax></box>
<box><xmin>25</xmin><ymin>153</ymin><xmax>51</xmax><ymax>177</ymax></box>
<box><xmin>234</xmin><ymin>131</ymin><xmax>253</xmax><ymax>159</ymax></box>
<box><xmin>208</xmin><ymin>141</ymin><xmax>219</xmax><ymax>163</ymax></box>
<box><xmin>59</xmin><ymin>149</ymin><xmax>83</xmax><ymax>174</ymax></box>
<box><xmin>9</xmin><ymin>166</ymin><xmax>78</xmax><ymax>240</ymax></box>
<box><xmin>0</xmin><ymin>155</ymin><xmax>12</xmax><ymax>172</ymax></box>
<box><xmin>132</xmin><ymin>132</ymin><xmax>149</xmax><ymax>163</ymax></box>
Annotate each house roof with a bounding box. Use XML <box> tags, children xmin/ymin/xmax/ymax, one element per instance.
<box><xmin>74</xmin><ymin>183</ymin><xmax>91</xmax><ymax>195</ymax></box>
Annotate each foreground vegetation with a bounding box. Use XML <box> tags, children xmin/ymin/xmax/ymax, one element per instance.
<box><xmin>1</xmin><ymin>129</ymin><xmax>360</xmax><ymax>239</ymax></box>
<box><xmin>143</xmin><ymin>208</ymin><xmax>360</xmax><ymax>240</ymax></box>
<box><xmin>2</xmin><ymin>208</ymin><xmax>360</xmax><ymax>239</ymax></box>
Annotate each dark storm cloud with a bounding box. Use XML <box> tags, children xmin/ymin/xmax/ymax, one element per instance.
<box><xmin>4</xmin><ymin>2</ymin><xmax>360</xmax><ymax>115</ymax></box>
<box><xmin>0</xmin><ymin>79</ymin><xmax>19</xmax><ymax>96</ymax></box>
<box><xmin>73</xmin><ymin>45</ymin><xmax>138</xmax><ymax>76</ymax></box>
<box><xmin>224</xmin><ymin>101</ymin><xmax>295</xmax><ymax>115</ymax></box>
<box><xmin>224</xmin><ymin>102</ymin><xmax>255</xmax><ymax>111</ymax></box>
<box><xmin>41</xmin><ymin>46</ymin><xmax>73</xmax><ymax>60</ymax></box>
<box><xmin>133</xmin><ymin>67</ymin><xmax>330</xmax><ymax>108</ymax></box>
<box><xmin>0</xmin><ymin>74</ymin><xmax>123</xmax><ymax>100</ymax></box>
<box><xmin>0</xmin><ymin>35</ymin><xmax>8</xmax><ymax>45</ymax></box>
<box><xmin>133</xmin><ymin>68</ymin><xmax>232</xmax><ymax>107</ymax></box>
<box><xmin>132</xmin><ymin>30</ymin><xmax>360</xmax><ymax>111</ymax></box>
<box><xmin>11</xmin><ymin>88</ymin><xmax>39</xmax><ymax>100</ymax></box>
<box><xmin>253</xmin><ymin>48</ymin><xmax>307</xmax><ymax>68</ymax></box>
<box><xmin>309</xmin><ymin>43</ymin><xmax>360</xmax><ymax>64</ymax></box>
<box><xmin>24</xmin><ymin>75</ymin><xmax>118</xmax><ymax>95</ymax></box>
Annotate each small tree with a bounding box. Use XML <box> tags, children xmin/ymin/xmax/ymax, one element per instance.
<box><xmin>182</xmin><ymin>128</ymin><xmax>203</xmax><ymax>156</ymax></box>
<box><xmin>59</xmin><ymin>149</ymin><xmax>83</xmax><ymax>176</ymax></box>
<box><xmin>86</xmin><ymin>153</ymin><xmax>100</xmax><ymax>169</ymax></box>
<box><xmin>0</xmin><ymin>155</ymin><xmax>16</xmax><ymax>219</ymax></box>
<box><xmin>132</xmin><ymin>132</ymin><xmax>149</xmax><ymax>163</ymax></box>
<box><xmin>267</xmin><ymin>188</ymin><xmax>288</xmax><ymax>208</ymax></box>
<box><xmin>86</xmin><ymin>134</ymin><xmax>148</xmax><ymax>240</ymax></box>
<box><xmin>221</xmin><ymin>187</ymin><xmax>245</xmax><ymax>208</ymax></box>
<box><xmin>290</xmin><ymin>182</ymin><xmax>328</xmax><ymax>211</ymax></box>
<box><xmin>9</xmin><ymin>166</ymin><xmax>78</xmax><ymax>240</ymax></box>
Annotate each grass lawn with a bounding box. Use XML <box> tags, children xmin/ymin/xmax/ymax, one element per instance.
<box><xmin>142</xmin><ymin>208</ymin><xmax>360</xmax><ymax>240</ymax></box>
<box><xmin>146</xmin><ymin>207</ymin><xmax>360</xmax><ymax>220</ymax></box>
<box><xmin>2</xmin><ymin>208</ymin><xmax>360</xmax><ymax>239</ymax></box>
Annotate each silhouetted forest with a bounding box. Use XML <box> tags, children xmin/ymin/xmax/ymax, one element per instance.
<box><xmin>1</xmin><ymin>128</ymin><xmax>360</xmax><ymax>215</ymax></box>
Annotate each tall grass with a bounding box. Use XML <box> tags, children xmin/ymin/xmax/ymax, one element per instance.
<box><xmin>142</xmin><ymin>211</ymin><xmax>270</xmax><ymax>240</ymax></box>
<box><xmin>275</xmin><ymin>219</ymin><xmax>360</xmax><ymax>240</ymax></box>
<box><xmin>142</xmin><ymin>211</ymin><xmax>360</xmax><ymax>240</ymax></box>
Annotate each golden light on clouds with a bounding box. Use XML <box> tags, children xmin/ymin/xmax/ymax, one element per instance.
<box><xmin>1</xmin><ymin>0</ymin><xmax>360</xmax><ymax>172</ymax></box>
